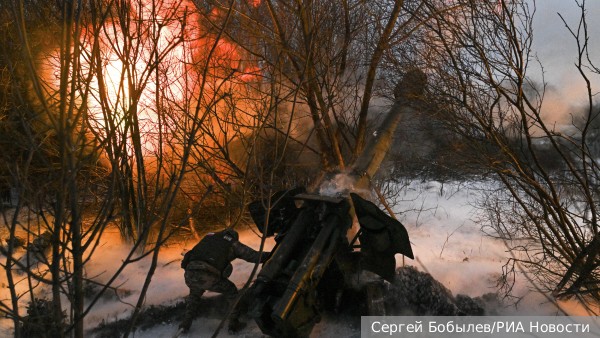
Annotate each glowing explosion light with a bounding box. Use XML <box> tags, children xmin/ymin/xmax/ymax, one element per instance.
<box><xmin>44</xmin><ymin>0</ymin><xmax>261</xmax><ymax>158</ymax></box>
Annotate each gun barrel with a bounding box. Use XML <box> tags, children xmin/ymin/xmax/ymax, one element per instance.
<box><xmin>352</xmin><ymin>69</ymin><xmax>427</xmax><ymax>187</ymax></box>
<box><xmin>272</xmin><ymin>211</ymin><xmax>343</xmax><ymax>321</ymax></box>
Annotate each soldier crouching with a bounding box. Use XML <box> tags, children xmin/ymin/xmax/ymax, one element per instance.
<box><xmin>179</xmin><ymin>228</ymin><xmax>269</xmax><ymax>334</ymax></box>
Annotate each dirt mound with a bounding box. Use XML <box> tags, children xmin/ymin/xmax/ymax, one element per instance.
<box><xmin>386</xmin><ymin>266</ymin><xmax>500</xmax><ymax>315</ymax></box>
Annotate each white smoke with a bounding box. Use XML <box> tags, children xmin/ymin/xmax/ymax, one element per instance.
<box><xmin>318</xmin><ymin>172</ymin><xmax>373</xmax><ymax>199</ymax></box>
<box><xmin>318</xmin><ymin>173</ymin><xmax>357</xmax><ymax>197</ymax></box>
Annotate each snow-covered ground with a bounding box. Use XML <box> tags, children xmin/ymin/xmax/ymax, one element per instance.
<box><xmin>392</xmin><ymin>181</ymin><xmax>587</xmax><ymax>315</ymax></box>
<box><xmin>0</xmin><ymin>180</ymin><xmax>591</xmax><ymax>337</ymax></box>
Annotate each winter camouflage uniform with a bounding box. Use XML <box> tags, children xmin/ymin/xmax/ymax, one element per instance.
<box><xmin>179</xmin><ymin>229</ymin><xmax>268</xmax><ymax>333</ymax></box>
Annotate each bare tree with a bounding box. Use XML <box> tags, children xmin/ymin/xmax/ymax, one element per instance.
<box><xmin>415</xmin><ymin>0</ymin><xmax>600</xmax><ymax>306</ymax></box>
<box><xmin>0</xmin><ymin>0</ymin><xmax>254</xmax><ymax>337</ymax></box>
<box><xmin>196</xmin><ymin>0</ymin><xmax>430</xmax><ymax>182</ymax></box>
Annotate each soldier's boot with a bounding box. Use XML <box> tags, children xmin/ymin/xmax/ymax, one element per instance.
<box><xmin>228</xmin><ymin>318</ymin><xmax>247</xmax><ymax>334</ymax></box>
<box><xmin>179</xmin><ymin>318</ymin><xmax>193</xmax><ymax>334</ymax></box>
<box><xmin>180</xmin><ymin>287</ymin><xmax>205</xmax><ymax>334</ymax></box>
<box><xmin>227</xmin><ymin>293</ymin><xmax>247</xmax><ymax>334</ymax></box>
<box><xmin>179</xmin><ymin>318</ymin><xmax>193</xmax><ymax>333</ymax></box>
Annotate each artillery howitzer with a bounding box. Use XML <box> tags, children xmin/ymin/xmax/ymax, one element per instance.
<box><xmin>247</xmin><ymin>188</ymin><xmax>414</xmax><ymax>337</ymax></box>
<box><xmin>246</xmin><ymin>69</ymin><xmax>425</xmax><ymax>337</ymax></box>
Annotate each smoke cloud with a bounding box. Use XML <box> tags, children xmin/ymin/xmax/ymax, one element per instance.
<box><xmin>530</xmin><ymin>0</ymin><xmax>600</xmax><ymax>125</ymax></box>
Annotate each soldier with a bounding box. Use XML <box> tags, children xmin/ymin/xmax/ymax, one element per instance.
<box><xmin>179</xmin><ymin>228</ymin><xmax>269</xmax><ymax>334</ymax></box>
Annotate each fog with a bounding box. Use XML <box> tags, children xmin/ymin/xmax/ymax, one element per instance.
<box><xmin>530</xmin><ymin>0</ymin><xmax>600</xmax><ymax>123</ymax></box>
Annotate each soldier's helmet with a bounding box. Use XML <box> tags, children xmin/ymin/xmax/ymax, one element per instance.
<box><xmin>222</xmin><ymin>228</ymin><xmax>239</xmax><ymax>241</ymax></box>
